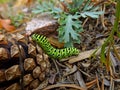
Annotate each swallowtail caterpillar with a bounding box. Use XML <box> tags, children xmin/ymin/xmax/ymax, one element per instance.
<box><xmin>31</xmin><ymin>34</ymin><xmax>79</xmax><ymax>59</ymax></box>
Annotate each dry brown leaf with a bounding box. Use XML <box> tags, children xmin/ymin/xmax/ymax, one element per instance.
<box><xmin>0</xmin><ymin>19</ymin><xmax>15</xmax><ymax>32</ymax></box>
<box><xmin>91</xmin><ymin>0</ymin><xmax>100</xmax><ymax>3</ymax></box>
<box><xmin>68</xmin><ymin>49</ymin><xmax>100</xmax><ymax>64</ymax></box>
<box><xmin>0</xmin><ymin>22</ymin><xmax>2</xmax><ymax>29</ymax></box>
<box><xmin>25</xmin><ymin>0</ymin><xmax>33</xmax><ymax>6</ymax></box>
<box><xmin>47</xmin><ymin>37</ymin><xmax>64</xmax><ymax>48</ymax></box>
<box><xmin>0</xmin><ymin>19</ymin><xmax>11</xmax><ymax>24</ymax></box>
<box><xmin>64</xmin><ymin>65</ymin><xmax>77</xmax><ymax>76</ymax></box>
<box><xmin>74</xmin><ymin>71</ymin><xmax>87</xmax><ymax>89</ymax></box>
<box><xmin>13</xmin><ymin>0</ymin><xmax>26</xmax><ymax>8</ymax></box>
<box><xmin>13</xmin><ymin>0</ymin><xmax>33</xmax><ymax>8</ymax></box>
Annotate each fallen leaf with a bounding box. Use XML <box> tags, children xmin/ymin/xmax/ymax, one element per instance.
<box><xmin>81</xmin><ymin>62</ymin><xmax>91</xmax><ymax>68</ymax></box>
<box><xmin>68</xmin><ymin>49</ymin><xmax>100</xmax><ymax>64</ymax></box>
<box><xmin>13</xmin><ymin>0</ymin><xmax>26</xmax><ymax>8</ymax></box>
<box><xmin>68</xmin><ymin>45</ymin><xmax>120</xmax><ymax>64</ymax></box>
<box><xmin>47</xmin><ymin>37</ymin><xmax>64</xmax><ymax>48</ymax></box>
<box><xmin>25</xmin><ymin>0</ymin><xmax>33</xmax><ymax>6</ymax></box>
<box><xmin>64</xmin><ymin>65</ymin><xmax>77</xmax><ymax>76</ymax></box>
<box><xmin>0</xmin><ymin>19</ymin><xmax>11</xmax><ymax>24</ymax></box>
<box><xmin>0</xmin><ymin>22</ymin><xmax>2</xmax><ymax>29</ymax></box>
<box><xmin>13</xmin><ymin>0</ymin><xmax>33</xmax><ymax>8</ymax></box>
<box><xmin>74</xmin><ymin>71</ymin><xmax>87</xmax><ymax>89</ymax></box>
<box><xmin>0</xmin><ymin>19</ymin><xmax>15</xmax><ymax>32</ymax></box>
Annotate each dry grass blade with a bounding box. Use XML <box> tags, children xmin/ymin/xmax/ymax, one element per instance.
<box><xmin>106</xmin><ymin>44</ymin><xmax>111</xmax><ymax>72</ymax></box>
<box><xmin>43</xmin><ymin>78</ymin><xmax>99</xmax><ymax>90</ymax></box>
<box><xmin>86</xmin><ymin>78</ymin><xmax>97</xmax><ymax>89</ymax></box>
<box><xmin>96</xmin><ymin>74</ymin><xmax>101</xmax><ymax>90</ymax></box>
<box><xmin>43</xmin><ymin>84</ymin><xmax>86</xmax><ymax>90</ymax></box>
<box><xmin>109</xmin><ymin>66</ymin><xmax>114</xmax><ymax>90</ymax></box>
<box><xmin>101</xmin><ymin>75</ymin><xmax>104</xmax><ymax>90</ymax></box>
<box><xmin>112</xmin><ymin>45</ymin><xmax>120</xmax><ymax>61</ymax></box>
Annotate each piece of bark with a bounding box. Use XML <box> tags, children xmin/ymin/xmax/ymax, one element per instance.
<box><xmin>31</xmin><ymin>21</ymin><xmax>58</xmax><ymax>36</ymax></box>
<box><xmin>32</xmin><ymin>66</ymin><xmax>41</xmax><ymax>79</ymax></box>
<box><xmin>0</xmin><ymin>70</ymin><xmax>6</xmax><ymax>82</ymax></box>
<box><xmin>5</xmin><ymin>65</ymin><xmax>21</xmax><ymax>81</ymax></box>
<box><xmin>29</xmin><ymin>79</ymin><xmax>40</xmax><ymax>89</ymax></box>
<box><xmin>25</xmin><ymin>16</ymin><xmax>58</xmax><ymax>35</ymax></box>
<box><xmin>24</xmin><ymin>58</ymin><xmax>36</xmax><ymax>71</ymax></box>
<box><xmin>0</xmin><ymin>48</ymin><xmax>8</xmax><ymax>60</ymax></box>
<box><xmin>23</xmin><ymin>74</ymin><xmax>33</xmax><ymax>86</ymax></box>
<box><xmin>5</xmin><ymin>83</ymin><xmax>20</xmax><ymax>90</ymax></box>
<box><xmin>28</xmin><ymin>43</ymin><xmax>36</xmax><ymax>57</ymax></box>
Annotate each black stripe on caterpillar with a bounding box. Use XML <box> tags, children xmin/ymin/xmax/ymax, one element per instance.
<box><xmin>31</xmin><ymin>34</ymin><xmax>79</xmax><ymax>59</ymax></box>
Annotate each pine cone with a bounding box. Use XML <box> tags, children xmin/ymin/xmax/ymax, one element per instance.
<box><xmin>0</xmin><ymin>33</ymin><xmax>51</xmax><ymax>90</ymax></box>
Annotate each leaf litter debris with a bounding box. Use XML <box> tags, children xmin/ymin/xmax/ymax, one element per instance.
<box><xmin>0</xmin><ymin>0</ymin><xmax>120</xmax><ymax>90</ymax></box>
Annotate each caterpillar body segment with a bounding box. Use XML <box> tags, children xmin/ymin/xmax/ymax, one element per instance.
<box><xmin>31</xmin><ymin>34</ymin><xmax>79</xmax><ymax>59</ymax></box>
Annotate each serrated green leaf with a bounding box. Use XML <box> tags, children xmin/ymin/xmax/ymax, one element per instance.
<box><xmin>33</xmin><ymin>0</ymin><xmax>103</xmax><ymax>47</ymax></box>
<box><xmin>82</xmin><ymin>0</ymin><xmax>91</xmax><ymax>11</ymax></box>
<box><xmin>58</xmin><ymin>14</ymin><xmax>82</xmax><ymax>47</ymax></box>
<box><xmin>64</xmin><ymin>15</ymin><xmax>79</xmax><ymax>42</ymax></box>
<box><xmin>81</xmin><ymin>11</ymin><xmax>103</xmax><ymax>18</ymax></box>
<box><xmin>32</xmin><ymin>1</ymin><xmax>63</xmax><ymax>15</ymax></box>
<box><xmin>67</xmin><ymin>0</ymin><xmax>84</xmax><ymax>10</ymax></box>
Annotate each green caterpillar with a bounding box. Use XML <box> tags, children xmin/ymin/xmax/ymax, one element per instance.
<box><xmin>31</xmin><ymin>34</ymin><xmax>79</xmax><ymax>59</ymax></box>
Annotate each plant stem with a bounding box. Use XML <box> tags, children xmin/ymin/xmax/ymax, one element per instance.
<box><xmin>100</xmin><ymin>0</ymin><xmax>120</xmax><ymax>64</ymax></box>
